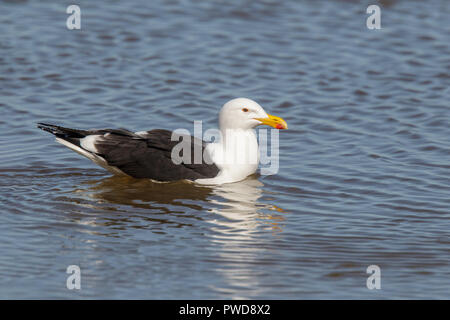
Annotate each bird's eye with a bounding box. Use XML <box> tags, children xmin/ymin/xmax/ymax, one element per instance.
<box><xmin>242</xmin><ymin>108</ymin><xmax>249</xmax><ymax>112</ymax></box>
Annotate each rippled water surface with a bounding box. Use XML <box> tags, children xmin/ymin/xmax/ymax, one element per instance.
<box><xmin>1</xmin><ymin>0</ymin><xmax>449</xmax><ymax>299</ymax></box>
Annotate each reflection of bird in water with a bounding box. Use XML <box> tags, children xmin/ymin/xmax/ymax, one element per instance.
<box><xmin>204</xmin><ymin>176</ymin><xmax>287</xmax><ymax>298</ymax></box>
<box><xmin>70</xmin><ymin>175</ymin><xmax>216</xmax><ymax>230</ymax></box>
<box><xmin>80</xmin><ymin>175</ymin><xmax>213</xmax><ymax>211</ymax></box>
<box><xmin>206</xmin><ymin>176</ymin><xmax>286</xmax><ymax>235</ymax></box>
<box><xmin>72</xmin><ymin>174</ymin><xmax>285</xmax><ymax>234</ymax></box>
<box><xmin>70</xmin><ymin>172</ymin><xmax>286</xmax><ymax>296</ymax></box>
<box><xmin>210</xmin><ymin>176</ymin><xmax>264</xmax><ymax>214</ymax></box>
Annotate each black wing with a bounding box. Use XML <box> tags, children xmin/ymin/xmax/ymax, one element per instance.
<box><xmin>38</xmin><ymin>123</ymin><xmax>219</xmax><ymax>181</ymax></box>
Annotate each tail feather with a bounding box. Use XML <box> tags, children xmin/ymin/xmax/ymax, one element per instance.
<box><xmin>37</xmin><ymin>122</ymin><xmax>127</xmax><ymax>176</ymax></box>
<box><xmin>37</xmin><ymin>123</ymin><xmax>88</xmax><ymax>139</ymax></box>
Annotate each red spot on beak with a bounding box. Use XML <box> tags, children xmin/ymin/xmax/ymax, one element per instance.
<box><xmin>276</xmin><ymin>123</ymin><xmax>284</xmax><ymax>129</ymax></box>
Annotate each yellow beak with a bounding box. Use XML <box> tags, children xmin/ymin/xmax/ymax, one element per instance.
<box><xmin>254</xmin><ymin>114</ymin><xmax>288</xmax><ymax>130</ymax></box>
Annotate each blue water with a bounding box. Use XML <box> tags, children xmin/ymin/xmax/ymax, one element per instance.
<box><xmin>0</xmin><ymin>0</ymin><xmax>449</xmax><ymax>299</ymax></box>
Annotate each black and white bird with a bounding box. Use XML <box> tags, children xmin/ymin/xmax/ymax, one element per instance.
<box><xmin>38</xmin><ymin>98</ymin><xmax>287</xmax><ymax>184</ymax></box>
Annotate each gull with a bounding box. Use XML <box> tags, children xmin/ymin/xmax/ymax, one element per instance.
<box><xmin>38</xmin><ymin>98</ymin><xmax>287</xmax><ymax>184</ymax></box>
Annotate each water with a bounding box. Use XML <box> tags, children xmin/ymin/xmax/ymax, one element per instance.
<box><xmin>0</xmin><ymin>0</ymin><xmax>449</xmax><ymax>299</ymax></box>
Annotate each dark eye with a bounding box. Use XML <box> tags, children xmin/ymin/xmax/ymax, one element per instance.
<box><xmin>242</xmin><ymin>108</ymin><xmax>249</xmax><ymax>112</ymax></box>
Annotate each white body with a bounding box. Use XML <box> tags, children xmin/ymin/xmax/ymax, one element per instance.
<box><xmin>197</xmin><ymin>129</ymin><xmax>260</xmax><ymax>184</ymax></box>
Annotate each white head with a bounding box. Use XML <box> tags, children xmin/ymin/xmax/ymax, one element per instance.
<box><xmin>219</xmin><ymin>98</ymin><xmax>288</xmax><ymax>131</ymax></box>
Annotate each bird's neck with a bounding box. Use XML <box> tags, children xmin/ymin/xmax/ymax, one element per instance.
<box><xmin>200</xmin><ymin>127</ymin><xmax>259</xmax><ymax>183</ymax></box>
<box><xmin>217</xmin><ymin>128</ymin><xmax>259</xmax><ymax>167</ymax></box>
<box><xmin>220</xmin><ymin>128</ymin><xmax>257</xmax><ymax>147</ymax></box>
